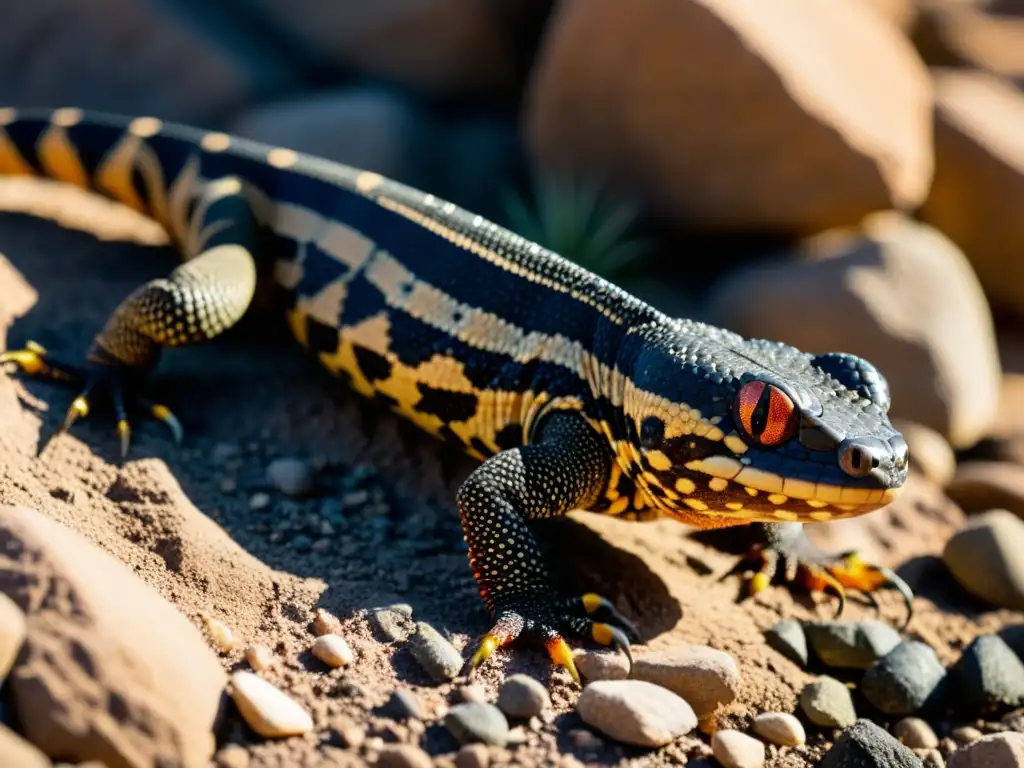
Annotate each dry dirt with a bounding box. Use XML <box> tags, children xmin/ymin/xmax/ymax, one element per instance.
<box><xmin>0</xmin><ymin>178</ymin><xmax>1020</xmax><ymax>767</ymax></box>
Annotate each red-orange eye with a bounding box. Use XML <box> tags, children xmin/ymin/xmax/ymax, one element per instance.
<box><xmin>735</xmin><ymin>381</ymin><xmax>798</xmax><ymax>447</ymax></box>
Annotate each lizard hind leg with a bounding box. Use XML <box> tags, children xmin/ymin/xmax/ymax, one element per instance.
<box><xmin>2</xmin><ymin>176</ymin><xmax>261</xmax><ymax>456</ymax></box>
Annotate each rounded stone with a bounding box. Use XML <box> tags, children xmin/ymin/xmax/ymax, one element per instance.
<box><xmin>943</xmin><ymin>508</ymin><xmax>1024</xmax><ymax>611</ymax></box>
<box><xmin>443</xmin><ymin>702</ymin><xmax>509</xmax><ymax>747</ymax></box>
<box><xmin>711</xmin><ymin>729</ymin><xmax>766</xmax><ymax>768</ymax></box>
<box><xmin>576</xmin><ymin>679</ymin><xmax>698</xmax><ymax>748</ymax></box>
<box><xmin>230</xmin><ymin>671</ymin><xmax>314</xmax><ymax>738</ymax></box>
<box><xmin>266</xmin><ymin>457</ymin><xmax>314</xmax><ymax>496</ymax></box>
<box><xmin>820</xmin><ymin>719</ymin><xmax>928</xmax><ymax>767</ymax></box>
<box><xmin>805</xmin><ymin>620</ymin><xmax>902</xmax><ymax>670</ymax></box>
<box><xmin>752</xmin><ymin>712</ymin><xmax>806</xmax><ymax>747</ymax></box>
<box><xmin>496</xmin><ymin>674</ymin><xmax>550</xmax><ymax>718</ymax></box>
<box><xmin>799</xmin><ymin>676</ymin><xmax>857</xmax><ymax>728</ymax></box>
<box><xmin>947</xmin><ymin>731</ymin><xmax>1024</xmax><ymax>768</ymax></box>
<box><xmin>861</xmin><ymin>641</ymin><xmax>947</xmax><ymax>715</ymax></box>
<box><xmin>631</xmin><ymin>645</ymin><xmax>741</xmax><ymax>721</ymax></box>
<box><xmin>947</xmin><ymin>634</ymin><xmax>1024</xmax><ymax>714</ymax></box>
<box><xmin>893</xmin><ymin>717</ymin><xmax>939</xmax><ymax>749</ymax></box>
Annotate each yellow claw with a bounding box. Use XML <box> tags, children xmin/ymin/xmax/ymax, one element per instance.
<box><xmin>117</xmin><ymin>420</ymin><xmax>131</xmax><ymax>458</ymax></box>
<box><xmin>749</xmin><ymin>571</ymin><xmax>771</xmax><ymax>596</ymax></box>
<box><xmin>62</xmin><ymin>396</ymin><xmax>89</xmax><ymax>430</ymax></box>
<box><xmin>803</xmin><ymin>566</ymin><xmax>848</xmax><ymax>620</ymax></box>
<box><xmin>469</xmin><ymin>633</ymin><xmax>500</xmax><ymax>672</ymax></box>
<box><xmin>582</xmin><ymin>592</ymin><xmax>604</xmax><ymax>615</ymax></box>
<box><xmin>546</xmin><ymin>637</ymin><xmax>580</xmax><ymax>684</ymax></box>
<box><xmin>151</xmin><ymin>404</ymin><xmax>184</xmax><ymax>444</ymax></box>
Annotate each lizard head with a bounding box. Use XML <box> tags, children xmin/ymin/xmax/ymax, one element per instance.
<box><xmin>620</xmin><ymin>320</ymin><xmax>908</xmax><ymax>525</ymax></box>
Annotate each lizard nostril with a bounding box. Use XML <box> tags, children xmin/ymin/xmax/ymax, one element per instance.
<box><xmin>838</xmin><ymin>438</ymin><xmax>887</xmax><ymax>479</ymax></box>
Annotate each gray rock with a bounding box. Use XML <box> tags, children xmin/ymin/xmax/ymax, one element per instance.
<box><xmin>381</xmin><ymin>689</ymin><xmax>422</xmax><ymax>721</ymax></box>
<box><xmin>943</xmin><ymin>508</ymin><xmax>1024</xmax><ymax>611</ymax></box>
<box><xmin>576</xmin><ymin>679</ymin><xmax>697</xmax><ymax>748</ymax></box>
<box><xmin>861</xmin><ymin>641</ymin><xmax>947</xmax><ymax>715</ymax></box>
<box><xmin>369</xmin><ymin>608</ymin><xmax>413</xmax><ymax>643</ymax></box>
<box><xmin>799</xmin><ymin>676</ymin><xmax>857</xmax><ymax>728</ymax></box>
<box><xmin>947</xmin><ymin>731</ymin><xmax>1024</xmax><ymax>767</ymax></box>
<box><xmin>631</xmin><ymin>645</ymin><xmax>741</xmax><ymax>721</ymax></box>
<box><xmin>893</xmin><ymin>717</ymin><xmax>939</xmax><ymax>749</ymax></box>
<box><xmin>948</xmin><ymin>634</ymin><xmax>1024</xmax><ymax>714</ymax></box>
<box><xmin>266</xmin><ymin>458</ymin><xmax>314</xmax><ymax>496</ymax></box>
<box><xmin>443</xmin><ymin>702</ymin><xmax>509</xmax><ymax>747</ymax></box>
<box><xmin>407</xmin><ymin>622</ymin><xmax>464</xmax><ymax>682</ymax></box>
<box><xmin>705</xmin><ymin>212</ymin><xmax>1000</xmax><ymax>448</ymax></box>
<box><xmin>765</xmin><ymin>620</ymin><xmax>808</xmax><ymax>667</ymax></box>
<box><xmin>820</xmin><ymin>719</ymin><xmax>925</xmax><ymax>767</ymax></box>
<box><xmin>805</xmin><ymin>620</ymin><xmax>902</xmax><ymax>670</ymax></box>
<box><xmin>496</xmin><ymin>674</ymin><xmax>549</xmax><ymax>719</ymax></box>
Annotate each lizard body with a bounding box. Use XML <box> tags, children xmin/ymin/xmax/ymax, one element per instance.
<box><xmin>0</xmin><ymin>108</ymin><xmax>910</xmax><ymax>678</ymax></box>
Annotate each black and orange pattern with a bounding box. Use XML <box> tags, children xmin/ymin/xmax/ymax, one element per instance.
<box><xmin>0</xmin><ymin>108</ymin><xmax>913</xmax><ymax>678</ymax></box>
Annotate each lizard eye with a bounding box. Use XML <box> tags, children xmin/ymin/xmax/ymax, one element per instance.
<box><xmin>735</xmin><ymin>380</ymin><xmax>798</xmax><ymax>448</ymax></box>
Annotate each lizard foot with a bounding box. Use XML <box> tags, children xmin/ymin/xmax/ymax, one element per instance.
<box><xmin>737</xmin><ymin>523</ymin><xmax>914</xmax><ymax>630</ymax></box>
<box><xmin>1</xmin><ymin>340</ymin><xmax>182</xmax><ymax>457</ymax></box>
<box><xmin>466</xmin><ymin>591</ymin><xmax>639</xmax><ymax>683</ymax></box>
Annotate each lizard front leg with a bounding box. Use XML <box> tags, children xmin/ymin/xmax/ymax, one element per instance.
<box><xmin>458</xmin><ymin>410</ymin><xmax>638</xmax><ymax>682</ymax></box>
<box><xmin>743</xmin><ymin>521</ymin><xmax>915</xmax><ymax>628</ymax></box>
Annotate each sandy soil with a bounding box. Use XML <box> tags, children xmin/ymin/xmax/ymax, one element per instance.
<box><xmin>0</xmin><ymin>178</ymin><xmax>1019</xmax><ymax>768</ymax></box>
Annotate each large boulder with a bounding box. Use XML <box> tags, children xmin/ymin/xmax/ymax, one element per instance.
<box><xmin>920</xmin><ymin>68</ymin><xmax>1024</xmax><ymax>320</ymax></box>
<box><xmin>706</xmin><ymin>212</ymin><xmax>1000</xmax><ymax>449</ymax></box>
<box><xmin>0</xmin><ymin>505</ymin><xmax>226</xmax><ymax>768</ymax></box>
<box><xmin>524</xmin><ymin>0</ymin><xmax>933</xmax><ymax>234</ymax></box>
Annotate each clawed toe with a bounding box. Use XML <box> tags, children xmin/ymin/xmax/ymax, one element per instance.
<box><xmin>466</xmin><ymin>592</ymin><xmax>639</xmax><ymax>683</ymax></box>
<box><xmin>2</xmin><ymin>341</ymin><xmax>182</xmax><ymax>456</ymax></box>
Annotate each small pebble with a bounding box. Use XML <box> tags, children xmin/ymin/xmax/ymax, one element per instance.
<box><xmin>569</xmin><ymin>728</ymin><xmax>604</xmax><ymax>750</ymax></box>
<box><xmin>370</xmin><ymin>607</ymin><xmax>413</xmax><ymax>643</ymax></box>
<box><xmin>455</xmin><ymin>743</ymin><xmax>490</xmax><ymax>768</ymax></box>
<box><xmin>457</xmin><ymin>684</ymin><xmax>489</xmax><ymax>704</ymax></box>
<box><xmin>229</xmin><ymin>671</ymin><xmax>314</xmax><ymax>738</ymax></box>
<box><xmin>211</xmin><ymin>442</ymin><xmax>241</xmax><ymax>464</ymax></box>
<box><xmin>334</xmin><ymin>717</ymin><xmax>365</xmax><ymax>748</ymax></box>
<box><xmin>819</xmin><ymin>719</ymin><xmax>924</xmax><ymax>767</ymax></box>
<box><xmin>312</xmin><ymin>634</ymin><xmax>353</xmax><ymax>667</ymax></box>
<box><xmin>632</xmin><ymin>645</ymin><xmax>741</xmax><ymax>721</ymax></box>
<box><xmin>206</xmin><ymin>618</ymin><xmax>236</xmax><ymax>653</ymax></box>
<box><xmin>245</xmin><ymin>644</ymin><xmax>275</xmax><ymax>672</ymax></box>
<box><xmin>952</xmin><ymin>726</ymin><xmax>983</xmax><ymax>745</ymax></box>
<box><xmin>266</xmin><ymin>457</ymin><xmax>314</xmax><ymax>496</ymax></box>
<box><xmin>711</xmin><ymin>729</ymin><xmax>765</xmax><ymax>768</ymax></box>
<box><xmin>377</xmin><ymin>744</ymin><xmax>432</xmax><ymax>768</ymax></box>
<box><xmin>799</xmin><ymin>676</ymin><xmax>857</xmax><ymax>728</ymax></box>
<box><xmin>382</xmin><ymin>689</ymin><xmax>423</xmax><ymax>721</ymax></box>
<box><xmin>444</xmin><ymin>702</ymin><xmax>510</xmax><ymax>747</ymax></box>
<box><xmin>249</xmin><ymin>492</ymin><xmax>271</xmax><ymax>511</ymax></box>
<box><xmin>862</xmin><ymin>641</ymin><xmax>947</xmax><ymax>715</ymax></box>
<box><xmin>752</xmin><ymin>712</ymin><xmax>806</xmax><ymax>746</ymax></box>
<box><xmin>947</xmin><ymin>731</ymin><xmax>1024</xmax><ymax>767</ymax></box>
<box><xmin>313</xmin><ymin>608</ymin><xmax>341</xmax><ymax>636</ymax></box>
<box><xmin>408</xmin><ymin>622</ymin><xmax>464</xmax><ymax>682</ymax></box>
<box><xmin>764</xmin><ymin>619</ymin><xmax>808</xmax><ymax>667</ymax></box>
<box><xmin>215</xmin><ymin>744</ymin><xmax>250</xmax><ymax>768</ymax></box>
<box><xmin>894</xmin><ymin>717</ymin><xmax>939</xmax><ymax>749</ymax></box>
<box><xmin>948</xmin><ymin>634</ymin><xmax>1024</xmax><ymax>714</ymax></box>
<box><xmin>576</xmin><ymin>679</ymin><xmax>697</xmax><ymax>748</ymax></box>
<box><xmin>805</xmin><ymin>620</ymin><xmax>901</xmax><ymax>669</ymax></box>
<box><xmin>918</xmin><ymin>748</ymin><xmax>945</xmax><ymax>768</ymax></box>
<box><xmin>574</xmin><ymin>649</ymin><xmax>629</xmax><ymax>681</ymax></box>
<box><xmin>497</xmin><ymin>674</ymin><xmax>550</xmax><ymax>718</ymax></box>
